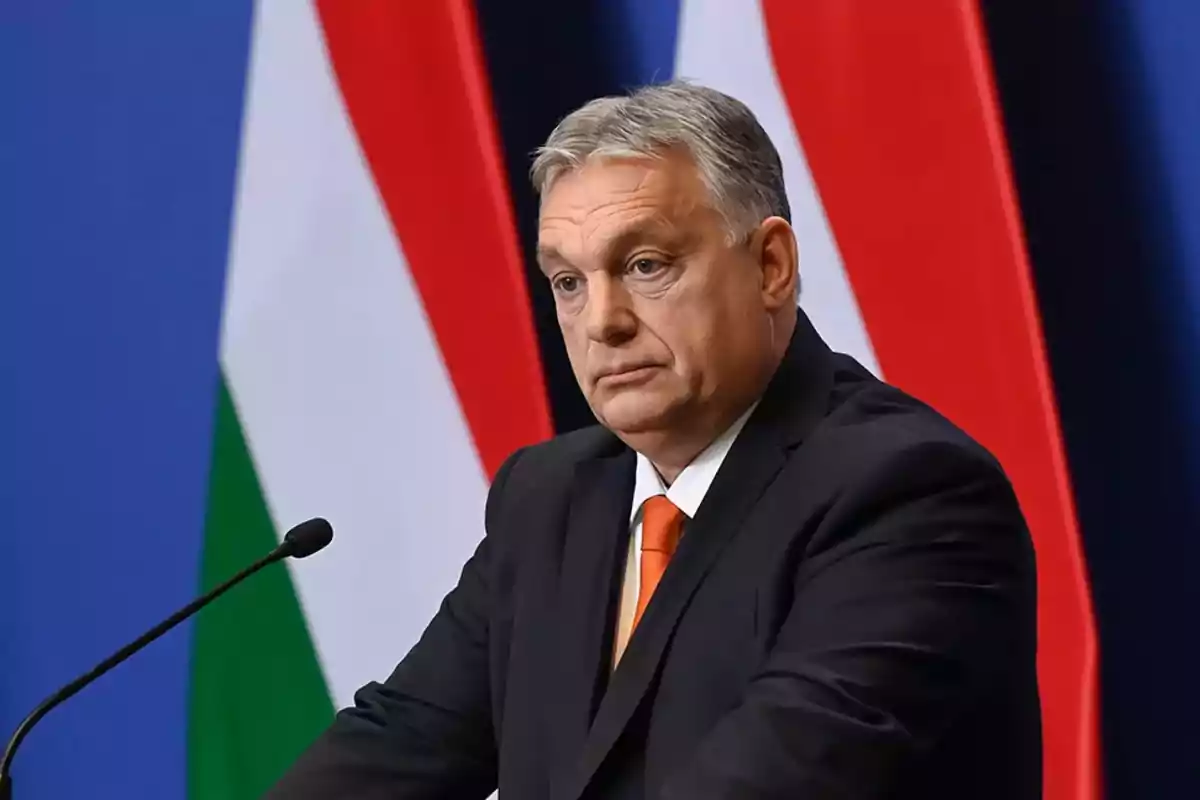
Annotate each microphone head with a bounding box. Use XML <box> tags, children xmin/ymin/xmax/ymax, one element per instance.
<box><xmin>282</xmin><ymin>518</ymin><xmax>333</xmax><ymax>559</ymax></box>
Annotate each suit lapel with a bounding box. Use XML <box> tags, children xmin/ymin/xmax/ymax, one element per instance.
<box><xmin>563</xmin><ymin>311</ymin><xmax>836</xmax><ymax>800</ymax></box>
<box><xmin>547</xmin><ymin>447</ymin><xmax>634</xmax><ymax>799</ymax></box>
<box><xmin>563</xmin><ymin>418</ymin><xmax>787</xmax><ymax>800</ymax></box>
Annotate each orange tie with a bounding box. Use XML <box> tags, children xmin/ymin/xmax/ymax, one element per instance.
<box><xmin>633</xmin><ymin>496</ymin><xmax>685</xmax><ymax>631</ymax></box>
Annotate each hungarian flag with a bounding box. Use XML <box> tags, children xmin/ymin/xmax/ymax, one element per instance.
<box><xmin>187</xmin><ymin>2</ymin><xmax>551</xmax><ymax>797</ymax></box>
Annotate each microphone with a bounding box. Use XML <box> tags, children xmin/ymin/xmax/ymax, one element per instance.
<box><xmin>0</xmin><ymin>517</ymin><xmax>334</xmax><ymax>800</ymax></box>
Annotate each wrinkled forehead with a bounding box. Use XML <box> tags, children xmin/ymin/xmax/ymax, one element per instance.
<box><xmin>536</xmin><ymin>152</ymin><xmax>717</xmax><ymax>260</ymax></box>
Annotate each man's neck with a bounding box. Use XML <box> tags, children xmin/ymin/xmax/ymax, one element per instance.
<box><xmin>629</xmin><ymin>400</ymin><xmax>755</xmax><ymax>485</ymax></box>
<box><xmin>648</xmin><ymin>439</ymin><xmax>709</xmax><ymax>486</ymax></box>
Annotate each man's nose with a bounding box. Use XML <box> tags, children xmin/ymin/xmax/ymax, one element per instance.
<box><xmin>584</xmin><ymin>275</ymin><xmax>637</xmax><ymax>344</ymax></box>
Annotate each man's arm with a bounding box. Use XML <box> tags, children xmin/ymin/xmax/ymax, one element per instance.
<box><xmin>264</xmin><ymin>449</ymin><xmax>524</xmax><ymax>799</ymax></box>
<box><xmin>660</xmin><ymin>441</ymin><xmax>1039</xmax><ymax>799</ymax></box>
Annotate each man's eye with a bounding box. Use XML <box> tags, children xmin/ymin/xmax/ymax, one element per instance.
<box><xmin>552</xmin><ymin>274</ymin><xmax>581</xmax><ymax>294</ymax></box>
<box><xmin>628</xmin><ymin>258</ymin><xmax>665</xmax><ymax>276</ymax></box>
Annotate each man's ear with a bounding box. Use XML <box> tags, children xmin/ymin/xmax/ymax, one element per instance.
<box><xmin>753</xmin><ymin>217</ymin><xmax>799</xmax><ymax>310</ymax></box>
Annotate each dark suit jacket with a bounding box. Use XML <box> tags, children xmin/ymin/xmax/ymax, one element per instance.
<box><xmin>267</xmin><ymin>311</ymin><xmax>1042</xmax><ymax>799</ymax></box>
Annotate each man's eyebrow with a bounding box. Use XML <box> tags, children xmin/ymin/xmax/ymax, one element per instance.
<box><xmin>536</xmin><ymin>218</ymin><xmax>690</xmax><ymax>273</ymax></box>
<box><xmin>602</xmin><ymin>218</ymin><xmax>689</xmax><ymax>260</ymax></box>
<box><xmin>535</xmin><ymin>245</ymin><xmax>567</xmax><ymax>273</ymax></box>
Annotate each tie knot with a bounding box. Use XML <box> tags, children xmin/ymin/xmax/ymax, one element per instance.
<box><xmin>641</xmin><ymin>496</ymin><xmax>684</xmax><ymax>554</ymax></box>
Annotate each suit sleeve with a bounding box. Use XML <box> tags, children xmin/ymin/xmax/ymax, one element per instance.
<box><xmin>263</xmin><ymin>448</ymin><xmax>524</xmax><ymax>800</ymax></box>
<box><xmin>659</xmin><ymin>441</ymin><xmax>1039</xmax><ymax>800</ymax></box>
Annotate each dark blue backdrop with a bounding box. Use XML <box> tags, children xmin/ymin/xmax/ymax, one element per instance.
<box><xmin>980</xmin><ymin>1</ymin><xmax>1200</xmax><ymax>795</ymax></box>
<box><xmin>0</xmin><ymin>2</ymin><xmax>252</xmax><ymax>797</ymax></box>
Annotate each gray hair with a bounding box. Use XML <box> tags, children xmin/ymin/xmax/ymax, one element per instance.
<box><xmin>531</xmin><ymin>81</ymin><xmax>791</xmax><ymax>241</ymax></box>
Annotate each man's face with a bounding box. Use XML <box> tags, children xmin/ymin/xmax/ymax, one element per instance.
<box><xmin>536</xmin><ymin>153</ymin><xmax>782</xmax><ymax>440</ymax></box>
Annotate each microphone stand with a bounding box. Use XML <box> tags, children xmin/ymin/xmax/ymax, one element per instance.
<box><xmin>0</xmin><ymin>544</ymin><xmax>292</xmax><ymax>800</ymax></box>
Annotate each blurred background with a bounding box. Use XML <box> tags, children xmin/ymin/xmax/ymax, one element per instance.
<box><xmin>2</xmin><ymin>1</ymin><xmax>1198</xmax><ymax>798</ymax></box>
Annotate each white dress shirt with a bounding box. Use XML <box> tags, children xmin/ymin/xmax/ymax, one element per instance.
<box><xmin>611</xmin><ymin>402</ymin><xmax>758</xmax><ymax>666</ymax></box>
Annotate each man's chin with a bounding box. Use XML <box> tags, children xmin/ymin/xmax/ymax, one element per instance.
<box><xmin>591</xmin><ymin>393</ymin><xmax>683</xmax><ymax>436</ymax></box>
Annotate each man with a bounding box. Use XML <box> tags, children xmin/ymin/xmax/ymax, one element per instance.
<box><xmin>268</xmin><ymin>81</ymin><xmax>1041</xmax><ymax>798</ymax></box>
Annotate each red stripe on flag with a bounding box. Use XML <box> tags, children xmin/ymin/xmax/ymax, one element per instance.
<box><xmin>760</xmin><ymin>2</ymin><xmax>1099</xmax><ymax>798</ymax></box>
<box><xmin>314</xmin><ymin>0</ymin><xmax>553</xmax><ymax>479</ymax></box>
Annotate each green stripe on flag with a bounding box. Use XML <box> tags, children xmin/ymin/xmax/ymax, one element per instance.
<box><xmin>188</xmin><ymin>377</ymin><xmax>335</xmax><ymax>799</ymax></box>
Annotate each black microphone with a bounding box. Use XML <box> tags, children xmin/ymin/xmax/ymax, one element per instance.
<box><xmin>0</xmin><ymin>517</ymin><xmax>334</xmax><ymax>800</ymax></box>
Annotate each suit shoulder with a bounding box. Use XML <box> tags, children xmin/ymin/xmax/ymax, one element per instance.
<box><xmin>510</xmin><ymin>424</ymin><xmax>617</xmax><ymax>476</ymax></box>
<box><xmin>487</xmin><ymin>424</ymin><xmax>617</xmax><ymax>513</ymax></box>
<box><xmin>794</xmin><ymin>356</ymin><xmax>1030</xmax><ymax>555</ymax></box>
<box><xmin>814</xmin><ymin>353</ymin><xmax>1007</xmax><ymax>481</ymax></box>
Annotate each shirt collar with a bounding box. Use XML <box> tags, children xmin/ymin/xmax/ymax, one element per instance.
<box><xmin>629</xmin><ymin>401</ymin><xmax>759</xmax><ymax>523</ymax></box>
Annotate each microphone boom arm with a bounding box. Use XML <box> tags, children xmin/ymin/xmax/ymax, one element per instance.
<box><xmin>0</xmin><ymin>544</ymin><xmax>289</xmax><ymax>798</ymax></box>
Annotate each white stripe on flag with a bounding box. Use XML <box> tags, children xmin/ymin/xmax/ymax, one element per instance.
<box><xmin>220</xmin><ymin>0</ymin><xmax>490</xmax><ymax>707</ymax></box>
